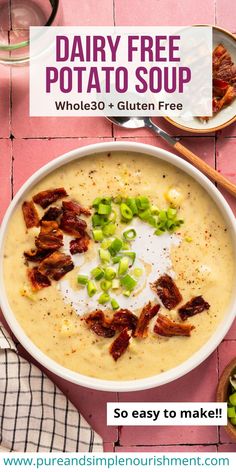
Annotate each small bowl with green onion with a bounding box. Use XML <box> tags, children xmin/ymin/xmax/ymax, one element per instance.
<box><xmin>216</xmin><ymin>357</ymin><xmax>236</xmax><ymax>442</ymax></box>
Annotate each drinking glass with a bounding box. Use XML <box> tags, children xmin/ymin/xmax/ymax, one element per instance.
<box><xmin>0</xmin><ymin>0</ymin><xmax>61</xmax><ymax>64</ymax></box>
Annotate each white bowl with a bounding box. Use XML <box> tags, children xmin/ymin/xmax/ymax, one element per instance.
<box><xmin>0</xmin><ymin>141</ymin><xmax>236</xmax><ymax>392</ymax></box>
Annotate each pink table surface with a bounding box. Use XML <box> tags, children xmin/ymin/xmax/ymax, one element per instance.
<box><xmin>0</xmin><ymin>0</ymin><xmax>236</xmax><ymax>454</ymax></box>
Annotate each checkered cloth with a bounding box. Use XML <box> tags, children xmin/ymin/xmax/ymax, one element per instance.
<box><xmin>0</xmin><ymin>324</ymin><xmax>103</xmax><ymax>452</ymax></box>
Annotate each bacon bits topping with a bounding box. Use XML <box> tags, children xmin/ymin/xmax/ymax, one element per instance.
<box><xmin>60</xmin><ymin>210</ymin><xmax>87</xmax><ymax>237</ymax></box>
<box><xmin>22</xmin><ymin>188</ymin><xmax>91</xmax><ymax>289</ymax></box>
<box><xmin>69</xmin><ymin>234</ymin><xmax>90</xmax><ymax>255</ymax></box>
<box><xmin>28</xmin><ymin>267</ymin><xmax>51</xmax><ymax>291</ymax></box>
<box><xmin>35</xmin><ymin>221</ymin><xmax>63</xmax><ymax>251</ymax></box>
<box><xmin>179</xmin><ymin>296</ymin><xmax>210</xmax><ymax>321</ymax></box>
<box><xmin>200</xmin><ymin>43</ymin><xmax>236</xmax><ymax>121</ymax></box>
<box><xmin>154</xmin><ymin>315</ymin><xmax>194</xmax><ymax>337</ymax></box>
<box><xmin>33</xmin><ymin>188</ymin><xmax>68</xmax><ymax>209</ymax></box>
<box><xmin>24</xmin><ymin>248</ymin><xmax>53</xmax><ymax>263</ymax></box>
<box><xmin>109</xmin><ymin>328</ymin><xmax>131</xmax><ymax>361</ymax></box>
<box><xmin>151</xmin><ymin>274</ymin><xmax>182</xmax><ymax>310</ymax></box>
<box><xmin>134</xmin><ymin>302</ymin><xmax>160</xmax><ymax>338</ymax></box>
<box><xmin>112</xmin><ymin>309</ymin><xmax>138</xmax><ymax>334</ymax></box>
<box><xmin>22</xmin><ymin>201</ymin><xmax>40</xmax><ymax>229</ymax></box>
<box><xmin>41</xmin><ymin>206</ymin><xmax>62</xmax><ymax>222</ymax></box>
<box><xmin>62</xmin><ymin>200</ymin><xmax>91</xmax><ymax>216</ymax></box>
<box><xmin>85</xmin><ymin>310</ymin><xmax>116</xmax><ymax>338</ymax></box>
<box><xmin>38</xmin><ymin>251</ymin><xmax>74</xmax><ymax>281</ymax></box>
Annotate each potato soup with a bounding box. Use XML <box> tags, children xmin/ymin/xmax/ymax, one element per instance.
<box><xmin>3</xmin><ymin>151</ymin><xmax>235</xmax><ymax>380</ymax></box>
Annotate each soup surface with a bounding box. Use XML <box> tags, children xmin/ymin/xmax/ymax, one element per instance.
<box><xmin>3</xmin><ymin>151</ymin><xmax>235</xmax><ymax>380</ymax></box>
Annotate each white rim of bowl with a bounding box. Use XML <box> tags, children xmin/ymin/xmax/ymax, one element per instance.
<box><xmin>0</xmin><ymin>141</ymin><xmax>236</xmax><ymax>392</ymax></box>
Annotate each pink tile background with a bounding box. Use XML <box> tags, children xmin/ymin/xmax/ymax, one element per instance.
<box><xmin>0</xmin><ymin>0</ymin><xmax>236</xmax><ymax>453</ymax></box>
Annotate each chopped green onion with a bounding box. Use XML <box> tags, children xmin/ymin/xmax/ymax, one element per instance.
<box><xmin>92</xmin><ymin>214</ymin><xmax>102</xmax><ymax>227</ymax></box>
<box><xmin>147</xmin><ymin>215</ymin><xmax>158</xmax><ymax>227</ymax></box>
<box><xmin>227</xmin><ymin>406</ymin><xmax>236</xmax><ymax>418</ymax></box>
<box><xmin>112</xmin><ymin>279</ymin><xmax>120</xmax><ymax>289</ymax></box>
<box><xmin>123</xmin><ymin>228</ymin><xmax>137</xmax><ymax>240</ymax></box>
<box><xmin>120</xmin><ymin>274</ymin><xmax>137</xmax><ymax>291</ymax></box>
<box><xmin>139</xmin><ymin>209</ymin><xmax>152</xmax><ymax>222</ymax></box>
<box><xmin>92</xmin><ymin>197</ymin><xmax>102</xmax><ymax>209</ymax></box>
<box><xmin>98</xmin><ymin>292</ymin><xmax>110</xmax><ymax>304</ymax></box>
<box><xmin>101</xmin><ymin>239</ymin><xmax>112</xmax><ymax>249</ymax></box>
<box><xmin>87</xmin><ymin>280</ymin><xmax>97</xmax><ymax>297</ymax></box>
<box><xmin>99</xmin><ymin>248</ymin><xmax>111</xmax><ymax>263</ymax></box>
<box><xmin>167</xmin><ymin>207</ymin><xmax>177</xmax><ymax>219</ymax></box>
<box><xmin>150</xmin><ymin>205</ymin><xmax>160</xmax><ymax>215</ymax></box>
<box><xmin>166</xmin><ymin>219</ymin><xmax>175</xmax><ymax>230</ymax></box>
<box><xmin>229</xmin><ymin>393</ymin><xmax>236</xmax><ymax>406</ymax></box>
<box><xmin>104</xmin><ymin>267</ymin><xmax>116</xmax><ymax>280</ymax></box>
<box><xmin>126</xmin><ymin>197</ymin><xmax>138</xmax><ymax>215</ymax></box>
<box><xmin>108</xmin><ymin>238</ymin><xmax>123</xmax><ymax>256</ymax></box>
<box><xmin>101</xmin><ymin>197</ymin><xmax>112</xmax><ymax>205</ymax></box>
<box><xmin>122</xmin><ymin>241</ymin><xmax>130</xmax><ymax>250</ymax></box>
<box><xmin>123</xmin><ymin>290</ymin><xmax>131</xmax><ymax>297</ymax></box>
<box><xmin>103</xmin><ymin>222</ymin><xmax>116</xmax><ymax>237</ymax></box>
<box><xmin>91</xmin><ymin>266</ymin><xmax>104</xmax><ymax>281</ymax></box>
<box><xmin>121</xmin><ymin>251</ymin><xmax>136</xmax><ymax>265</ymax></box>
<box><xmin>118</xmin><ymin>256</ymin><xmax>129</xmax><ymax>276</ymax></box>
<box><xmin>158</xmin><ymin>210</ymin><xmax>167</xmax><ymax>223</ymax></box>
<box><xmin>100</xmin><ymin>280</ymin><xmax>112</xmax><ymax>291</ymax></box>
<box><xmin>154</xmin><ymin>227</ymin><xmax>165</xmax><ymax>236</ymax></box>
<box><xmin>92</xmin><ymin>229</ymin><xmax>104</xmax><ymax>242</ymax></box>
<box><xmin>111</xmin><ymin>298</ymin><xmax>120</xmax><ymax>310</ymax></box>
<box><xmin>100</xmin><ymin>216</ymin><xmax>110</xmax><ymax>227</ymax></box>
<box><xmin>133</xmin><ymin>267</ymin><xmax>143</xmax><ymax>278</ymax></box>
<box><xmin>120</xmin><ymin>203</ymin><xmax>133</xmax><ymax>221</ymax></box>
<box><xmin>77</xmin><ymin>275</ymin><xmax>89</xmax><ymax>285</ymax></box>
<box><xmin>98</xmin><ymin>203</ymin><xmax>111</xmax><ymax>215</ymax></box>
<box><xmin>136</xmin><ymin>196</ymin><xmax>150</xmax><ymax>210</ymax></box>
<box><xmin>112</xmin><ymin>255</ymin><xmax>122</xmax><ymax>264</ymax></box>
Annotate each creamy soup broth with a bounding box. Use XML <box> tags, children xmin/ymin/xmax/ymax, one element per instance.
<box><xmin>3</xmin><ymin>152</ymin><xmax>235</xmax><ymax>380</ymax></box>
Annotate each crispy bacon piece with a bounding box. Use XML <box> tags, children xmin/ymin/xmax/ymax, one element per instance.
<box><xmin>112</xmin><ymin>309</ymin><xmax>138</xmax><ymax>334</ymax></box>
<box><xmin>214</xmin><ymin>85</ymin><xmax>236</xmax><ymax>111</ymax></box>
<box><xmin>154</xmin><ymin>315</ymin><xmax>194</xmax><ymax>337</ymax></box>
<box><xmin>201</xmin><ymin>43</ymin><xmax>236</xmax><ymax>121</ymax></box>
<box><xmin>22</xmin><ymin>201</ymin><xmax>40</xmax><ymax>229</ymax></box>
<box><xmin>213</xmin><ymin>78</ymin><xmax>228</xmax><ymax>97</ymax></box>
<box><xmin>28</xmin><ymin>267</ymin><xmax>51</xmax><ymax>291</ymax></box>
<box><xmin>24</xmin><ymin>248</ymin><xmax>53</xmax><ymax>262</ymax></box>
<box><xmin>41</xmin><ymin>206</ymin><xmax>62</xmax><ymax>222</ymax></box>
<box><xmin>35</xmin><ymin>221</ymin><xmax>63</xmax><ymax>251</ymax></box>
<box><xmin>69</xmin><ymin>234</ymin><xmax>90</xmax><ymax>255</ymax></box>
<box><xmin>134</xmin><ymin>302</ymin><xmax>160</xmax><ymax>338</ymax></box>
<box><xmin>109</xmin><ymin>328</ymin><xmax>131</xmax><ymax>361</ymax></box>
<box><xmin>62</xmin><ymin>200</ymin><xmax>91</xmax><ymax>216</ymax></box>
<box><xmin>85</xmin><ymin>310</ymin><xmax>116</xmax><ymax>338</ymax></box>
<box><xmin>213</xmin><ymin>44</ymin><xmax>228</xmax><ymax>69</ymax></box>
<box><xmin>33</xmin><ymin>188</ymin><xmax>68</xmax><ymax>209</ymax></box>
<box><xmin>60</xmin><ymin>210</ymin><xmax>87</xmax><ymax>237</ymax></box>
<box><xmin>178</xmin><ymin>296</ymin><xmax>210</xmax><ymax>321</ymax></box>
<box><xmin>151</xmin><ymin>274</ymin><xmax>182</xmax><ymax>310</ymax></box>
<box><xmin>38</xmin><ymin>251</ymin><xmax>74</xmax><ymax>281</ymax></box>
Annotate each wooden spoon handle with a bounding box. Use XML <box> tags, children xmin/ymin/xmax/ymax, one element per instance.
<box><xmin>174</xmin><ymin>141</ymin><xmax>236</xmax><ymax>197</ymax></box>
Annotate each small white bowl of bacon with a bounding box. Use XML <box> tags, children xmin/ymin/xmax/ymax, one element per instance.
<box><xmin>165</xmin><ymin>25</ymin><xmax>236</xmax><ymax>134</ymax></box>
